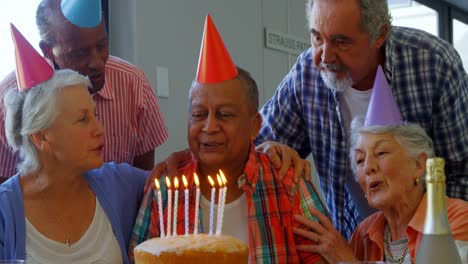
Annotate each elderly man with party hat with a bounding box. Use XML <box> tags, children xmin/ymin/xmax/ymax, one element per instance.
<box><xmin>0</xmin><ymin>24</ymin><xmax>150</xmax><ymax>263</ymax></box>
<box><xmin>129</xmin><ymin>15</ymin><xmax>327</xmax><ymax>263</ymax></box>
<box><xmin>0</xmin><ymin>0</ymin><xmax>168</xmax><ymax>182</ymax></box>
<box><xmin>292</xmin><ymin>66</ymin><xmax>468</xmax><ymax>263</ymax></box>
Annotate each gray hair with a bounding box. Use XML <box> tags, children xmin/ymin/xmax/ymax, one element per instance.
<box><xmin>236</xmin><ymin>66</ymin><xmax>259</xmax><ymax>113</ymax></box>
<box><xmin>36</xmin><ymin>0</ymin><xmax>64</xmax><ymax>44</ymax></box>
<box><xmin>306</xmin><ymin>0</ymin><xmax>392</xmax><ymax>42</ymax></box>
<box><xmin>3</xmin><ymin>69</ymin><xmax>90</xmax><ymax>175</ymax></box>
<box><xmin>189</xmin><ymin>66</ymin><xmax>259</xmax><ymax>113</ymax></box>
<box><xmin>349</xmin><ymin>116</ymin><xmax>435</xmax><ymax>175</ymax></box>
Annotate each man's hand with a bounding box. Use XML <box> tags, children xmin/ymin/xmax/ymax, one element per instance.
<box><xmin>144</xmin><ymin>149</ymin><xmax>191</xmax><ymax>192</ymax></box>
<box><xmin>255</xmin><ymin>140</ymin><xmax>311</xmax><ymax>183</ymax></box>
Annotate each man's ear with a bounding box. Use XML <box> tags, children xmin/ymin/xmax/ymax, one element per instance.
<box><xmin>374</xmin><ymin>24</ymin><xmax>390</xmax><ymax>49</ymax></box>
<box><xmin>39</xmin><ymin>40</ymin><xmax>54</xmax><ymax>61</ymax></box>
<box><xmin>250</xmin><ymin>112</ymin><xmax>263</xmax><ymax>140</ymax></box>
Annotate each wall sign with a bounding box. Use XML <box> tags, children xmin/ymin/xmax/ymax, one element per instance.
<box><xmin>265</xmin><ymin>28</ymin><xmax>310</xmax><ymax>55</ymax></box>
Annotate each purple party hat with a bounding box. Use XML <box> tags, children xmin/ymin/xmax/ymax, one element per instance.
<box><xmin>364</xmin><ymin>66</ymin><xmax>404</xmax><ymax>126</ymax></box>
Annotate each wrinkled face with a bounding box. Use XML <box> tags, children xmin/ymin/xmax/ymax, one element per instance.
<box><xmin>353</xmin><ymin>132</ymin><xmax>424</xmax><ymax>210</ymax></box>
<box><xmin>43</xmin><ymin>84</ymin><xmax>105</xmax><ymax>171</ymax></box>
<box><xmin>188</xmin><ymin>78</ymin><xmax>261</xmax><ymax>174</ymax></box>
<box><xmin>309</xmin><ymin>0</ymin><xmax>385</xmax><ymax>91</ymax></box>
<box><xmin>47</xmin><ymin>21</ymin><xmax>109</xmax><ymax>94</ymax></box>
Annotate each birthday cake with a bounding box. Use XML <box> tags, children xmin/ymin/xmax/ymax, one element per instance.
<box><xmin>134</xmin><ymin>234</ymin><xmax>248</xmax><ymax>264</ymax></box>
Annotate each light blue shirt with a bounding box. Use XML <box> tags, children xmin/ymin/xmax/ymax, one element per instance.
<box><xmin>0</xmin><ymin>162</ymin><xmax>148</xmax><ymax>263</ymax></box>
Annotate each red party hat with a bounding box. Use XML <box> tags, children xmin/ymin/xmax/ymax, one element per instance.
<box><xmin>196</xmin><ymin>14</ymin><xmax>238</xmax><ymax>84</ymax></box>
<box><xmin>11</xmin><ymin>24</ymin><xmax>53</xmax><ymax>91</ymax></box>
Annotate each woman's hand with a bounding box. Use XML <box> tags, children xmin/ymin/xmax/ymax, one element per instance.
<box><xmin>293</xmin><ymin>207</ymin><xmax>357</xmax><ymax>264</ymax></box>
<box><xmin>144</xmin><ymin>149</ymin><xmax>191</xmax><ymax>192</ymax></box>
<box><xmin>255</xmin><ymin>140</ymin><xmax>311</xmax><ymax>183</ymax></box>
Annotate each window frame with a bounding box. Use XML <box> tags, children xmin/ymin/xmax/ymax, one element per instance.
<box><xmin>416</xmin><ymin>0</ymin><xmax>468</xmax><ymax>43</ymax></box>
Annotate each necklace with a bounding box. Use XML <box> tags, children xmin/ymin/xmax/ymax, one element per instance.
<box><xmin>384</xmin><ymin>223</ymin><xmax>408</xmax><ymax>264</ymax></box>
<box><xmin>33</xmin><ymin>175</ymin><xmax>72</xmax><ymax>247</ymax></box>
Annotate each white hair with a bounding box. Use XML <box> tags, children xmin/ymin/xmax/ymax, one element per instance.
<box><xmin>320</xmin><ymin>68</ymin><xmax>353</xmax><ymax>92</ymax></box>
<box><xmin>348</xmin><ymin>116</ymin><xmax>435</xmax><ymax>175</ymax></box>
<box><xmin>3</xmin><ymin>69</ymin><xmax>91</xmax><ymax>175</ymax></box>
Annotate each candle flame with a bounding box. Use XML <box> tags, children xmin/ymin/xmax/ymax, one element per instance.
<box><xmin>208</xmin><ymin>175</ymin><xmax>215</xmax><ymax>187</ymax></box>
<box><xmin>219</xmin><ymin>170</ymin><xmax>227</xmax><ymax>185</ymax></box>
<box><xmin>174</xmin><ymin>176</ymin><xmax>179</xmax><ymax>189</ymax></box>
<box><xmin>154</xmin><ymin>178</ymin><xmax>160</xmax><ymax>190</ymax></box>
<box><xmin>182</xmin><ymin>175</ymin><xmax>188</xmax><ymax>188</ymax></box>
<box><xmin>165</xmin><ymin>176</ymin><xmax>171</xmax><ymax>188</ymax></box>
<box><xmin>216</xmin><ymin>174</ymin><xmax>223</xmax><ymax>187</ymax></box>
<box><xmin>194</xmin><ymin>173</ymin><xmax>200</xmax><ymax>187</ymax></box>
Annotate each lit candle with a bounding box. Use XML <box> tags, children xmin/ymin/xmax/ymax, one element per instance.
<box><xmin>193</xmin><ymin>173</ymin><xmax>200</xmax><ymax>235</ymax></box>
<box><xmin>217</xmin><ymin>170</ymin><xmax>228</xmax><ymax>235</ymax></box>
<box><xmin>216</xmin><ymin>174</ymin><xmax>224</xmax><ymax>235</ymax></box>
<box><xmin>172</xmin><ymin>177</ymin><xmax>179</xmax><ymax>236</ymax></box>
<box><xmin>165</xmin><ymin>177</ymin><xmax>172</xmax><ymax>237</ymax></box>
<box><xmin>207</xmin><ymin>175</ymin><xmax>216</xmax><ymax>235</ymax></box>
<box><xmin>154</xmin><ymin>178</ymin><xmax>165</xmax><ymax>238</ymax></box>
<box><xmin>182</xmin><ymin>175</ymin><xmax>189</xmax><ymax>237</ymax></box>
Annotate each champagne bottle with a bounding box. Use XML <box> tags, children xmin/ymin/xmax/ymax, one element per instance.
<box><xmin>415</xmin><ymin>157</ymin><xmax>462</xmax><ymax>264</ymax></box>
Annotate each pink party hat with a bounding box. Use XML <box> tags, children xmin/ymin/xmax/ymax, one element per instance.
<box><xmin>196</xmin><ymin>14</ymin><xmax>238</xmax><ymax>84</ymax></box>
<box><xmin>10</xmin><ymin>24</ymin><xmax>54</xmax><ymax>91</ymax></box>
<box><xmin>364</xmin><ymin>66</ymin><xmax>404</xmax><ymax>126</ymax></box>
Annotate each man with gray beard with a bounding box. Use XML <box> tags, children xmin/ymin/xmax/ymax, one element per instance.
<box><xmin>256</xmin><ymin>0</ymin><xmax>468</xmax><ymax>239</ymax></box>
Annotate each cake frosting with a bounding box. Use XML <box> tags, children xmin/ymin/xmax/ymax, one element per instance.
<box><xmin>134</xmin><ymin>234</ymin><xmax>249</xmax><ymax>264</ymax></box>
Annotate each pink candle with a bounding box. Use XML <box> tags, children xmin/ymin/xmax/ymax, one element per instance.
<box><xmin>172</xmin><ymin>177</ymin><xmax>179</xmax><ymax>236</ymax></box>
<box><xmin>182</xmin><ymin>175</ymin><xmax>189</xmax><ymax>236</ymax></box>
<box><xmin>154</xmin><ymin>178</ymin><xmax>165</xmax><ymax>238</ymax></box>
<box><xmin>207</xmin><ymin>176</ymin><xmax>216</xmax><ymax>235</ymax></box>
<box><xmin>193</xmin><ymin>173</ymin><xmax>200</xmax><ymax>235</ymax></box>
<box><xmin>165</xmin><ymin>177</ymin><xmax>172</xmax><ymax>237</ymax></box>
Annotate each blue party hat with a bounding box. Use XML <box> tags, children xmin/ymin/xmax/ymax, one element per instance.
<box><xmin>61</xmin><ymin>0</ymin><xmax>102</xmax><ymax>28</ymax></box>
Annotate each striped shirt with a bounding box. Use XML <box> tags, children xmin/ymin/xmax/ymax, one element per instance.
<box><xmin>0</xmin><ymin>56</ymin><xmax>168</xmax><ymax>178</ymax></box>
<box><xmin>255</xmin><ymin>26</ymin><xmax>468</xmax><ymax>239</ymax></box>
<box><xmin>129</xmin><ymin>144</ymin><xmax>327</xmax><ymax>263</ymax></box>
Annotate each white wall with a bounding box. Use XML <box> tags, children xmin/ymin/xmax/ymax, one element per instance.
<box><xmin>108</xmin><ymin>0</ymin><xmax>326</xmax><ymax>202</ymax></box>
<box><xmin>108</xmin><ymin>0</ymin><xmax>310</xmax><ymax>163</ymax></box>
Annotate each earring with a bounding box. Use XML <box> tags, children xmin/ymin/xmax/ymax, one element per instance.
<box><xmin>414</xmin><ymin>177</ymin><xmax>420</xmax><ymax>186</ymax></box>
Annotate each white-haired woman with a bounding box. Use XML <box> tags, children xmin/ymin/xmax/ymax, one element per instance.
<box><xmin>292</xmin><ymin>118</ymin><xmax>468</xmax><ymax>263</ymax></box>
<box><xmin>0</xmin><ymin>69</ymin><xmax>148</xmax><ymax>263</ymax></box>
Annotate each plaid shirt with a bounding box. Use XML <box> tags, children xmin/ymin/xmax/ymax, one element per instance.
<box><xmin>129</xmin><ymin>145</ymin><xmax>327</xmax><ymax>263</ymax></box>
<box><xmin>256</xmin><ymin>26</ymin><xmax>468</xmax><ymax>239</ymax></box>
